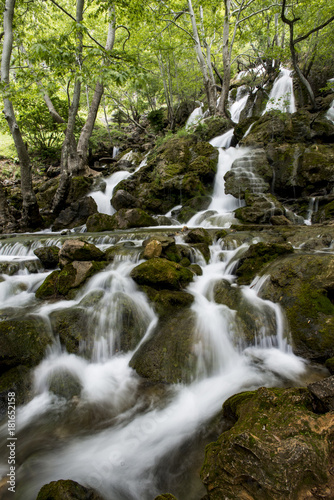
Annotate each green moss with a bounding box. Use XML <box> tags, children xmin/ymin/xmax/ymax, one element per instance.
<box><xmin>35</xmin><ymin>270</ymin><xmax>61</xmax><ymax>299</ymax></box>
<box><xmin>130</xmin><ymin>258</ymin><xmax>193</xmax><ymax>291</ymax></box>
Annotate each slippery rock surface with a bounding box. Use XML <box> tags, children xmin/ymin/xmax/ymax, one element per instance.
<box><xmin>34</xmin><ymin>245</ymin><xmax>60</xmax><ymax>269</ymax></box>
<box><xmin>201</xmin><ymin>386</ymin><xmax>334</xmax><ymax>500</ymax></box>
<box><xmin>130</xmin><ymin>258</ymin><xmax>194</xmax><ymax>291</ymax></box>
<box><xmin>36</xmin><ymin>479</ymin><xmax>104</xmax><ymax>500</ymax></box>
<box><xmin>86</xmin><ymin>208</ymin><xmax>158</xmax><ymax>232</ymax></box>
<box><xmin>58</xmin><ymin>239</ymin><xmax>105</xmax><ymax>267</ymax></box>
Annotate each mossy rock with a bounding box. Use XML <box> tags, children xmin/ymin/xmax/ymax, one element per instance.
<box><xmin>129</xmin><ymin>309</ymin><xmax>197</xmax><ymax>383</ymax></box>
<box><xmin>130</xmin><ymin>258</ymin><xmax>193</xmax><ymax>291</ymax></box>
<box><xmin>184</xmin><ymin>228</ymin><xmax>212</xmax><ymax>246</ymax></box>
<box><xmin>0</xmin><ymin>317</ymin><xmax>52</xmax><ymax>371</ymax></box>
<box><xmin>0</xmin><ymin>365</ymin><xmax>32</xmax><ymax>420</ymax></box>
<box><xmin>58</xmin><ymin>239</ymin><xmax>105</xmax><ymax>267</ymax></box>
<box><xmin>35</xmin><ymin>261</ymin><xmax>107</xmax><ymax>300</ymax></box>
<box><xmin>154</xmin><ymin>495</ymin><xmax>178</xmax><ymax>500</ymax></box>
<box><xmin>325</xmin><ymin>358</ymin><xmax>334</xmax><ymax>375</ymax></box>
<box><xmin>201</xmin><ymin>386</ymin><xmax>334</xmax><ymax>500</ymax></box>
<box><xmin>260</xmin><ymin>253</ymin><xmax>334</xmax><ymax>361</ymax></box>
<box><xmin>50</xmin><ymin>307</ymin><xmax>93</xmax><ymax>355</ymax></box>
<box><xmin>235</xmin><ymin>193</ymin><xmax>285</xmax><ymax>224</ymax></box>
<box><xmin>142</xmin><ymin>287</ymin><xmax>194</xmax><ymax>317</ymax></box>
<box><xmin>143</xmin><ymin>235</ymin><xmax>182</xmax><ymax>263</ymax></box>
<box><xmin>36</xmin><ymin>479</ymin><xmax>103</xmax><ymax>500</ymax></box>
<box><xmin>66</xmin><ymin>176</ymin><xmax>94</xmax><ymax>204</ymax></box>
<box><xmin>236</xmin><ymin>242</ymin><xmax>294</xmax><ymax>285</ymax></box>
<box><xmin>313</xmin><ymin>200</ymin><xmax>334</xmax><ymax>224</ymax></box>
<box><xmin>34</xmin><ymin>245</ymin><xmax>60</xmax><ymax>269</ymax></box>
<box><xmin>48</xmin><ymin>370</ymin><xmax>82</xmax><ymax>399</ymax></box>
<box><xmin>86</xmin><ymin>212</ymin><xmax>116</xmax><ymax>232</ymax></box>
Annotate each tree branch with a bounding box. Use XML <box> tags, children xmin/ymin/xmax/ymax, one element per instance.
<box><xmin>294</xmin><ymin>14</ymin><xmax>334</xmax><ymax>44</ymax></box>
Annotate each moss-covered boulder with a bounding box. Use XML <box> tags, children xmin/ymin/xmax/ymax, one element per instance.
<box><xmin>184</xmin><ymin>228</ymin><xmax>213</xmax><ymax>246</ymax></box>
<box><xmin>0</xmin><ymin>317</ymin><xmax>52</xmax><ymax>372</ymax></box>
<box><xmin>86</xmin><ymin>212</ymin><xmax>116</xmax><ymax>232</ymax></box>
<box><xmin>142</xmin><ymin>287</ymin><xmax>194</xmax><ymax>317</ymax></box>
<box><xmin>129</xmin><ymin>309</ymin><xmax>197</xmax><ymax>383</ymax></box>
<box><xmin>50</xmin><ymin>307</ymin><xmax>93</xmax><ymax>355</ymax></box>
<box><xmin>36</xmin><ymin>479</ymin><xmax>103</xmax><ymax>500</ymax></box>
<box><xmin>259</xmin><ymin>253</ymin><xmax>334</xmax><ymax>361</ymax></box>
<box><xmin>58</xmin><ymin>239</ymin><xmax>105</xmax><ymax>268</ymax></box>
<box><xmin>111</xmin><ymin>189</ymin><xmax>140</xmax><ymax>210</ymax></box>
<box><xmin>236</xmin><ymin>242</ymin><xmax>294</xmax><ymax>285</ymax></box>
<box><xmin>0</xmin><ymin>365</ymin><xmax>32</xmax><ymax>420</ymax></box>
<box><xmin>130</xmin><ymin>258</ymin><xmax>193</xmax><ymax>291</ymax></box>
<box><xmin>47</xmin><ymin>369</ymin><xmax>82</xmax><ymax>399</ymax></box>
<box><xmin>35</xmin><ymin>261</ymin><xmax>107</xmax><ymax>300</ymax></box>
<box><xmin>34</xmin><ymin>245</ymin><xmax>60</xmax><ymax>269</ymax></box>
<box><xmin>235</xmin><ymin>193</ymin><xmax>285</xmax><ymax>224</ymax></box>
<box><xmin>112</xmin><ymin>136</ymin><xmax>218</xmax><ymax>215</ymax></box>
<box><xmin>154</xmin><ymin>495</ymin><xmax>178</xmax><ymax>500</ymax></box>
<box><xmin>143</xmin><ymin>235</ymin><xmax>182</xmax><ymax>262</ymax></box>
<box><xmin>86</xmin><ymin>208</ymin><xmax>158</xmax><ymax>232</ymax></box>
<box><xmin>52</xmin><ymin>196</ymin><xmax>98</xmax><ymax>231</ymax></box>
<box><xmin>201</xmin><ymin>386</ymin><xmax>334</xmax><ymax>500</ymax></box>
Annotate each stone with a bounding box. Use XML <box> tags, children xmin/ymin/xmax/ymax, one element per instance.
<box><xmin>129</xmin><ymin>309</ymin><xmax>197</xmax><ymax>383</ymax></box>
<box><xmin>36</xmin><ymin>479</ymin><xmax>103</xmax><ymax>500</ymax></box>
<box><xmin>0</xmin><ymin>366</ymin><xmax>32</xmax><ymax>420</ymax></box>
<box><xmin>130</xmin><ymin>258</ymin><xmax>193</xmax><ymax>291</ymax></box>
<box><xmin>48</xmin><ymin>370</ymin><xmax>82</xmax><ymax>399</ymax></box>
<box><xmin>308</xmin><ymin>376</ymin><xmax>334</xmax><ymax>413</ymax></box>
<box><xmin>235</xmin><ymin>193</ymin><xmax>285</xmax><ymax>224</ymax></box>
<box><xmin>86</xmin><ymin>212</ymin><xmax>116</xmax><ymax>232</ymax></box>
<box><xmin>201</xmin><ymin>386</ymin><xmax>334</xmax><ymax>500</ymax></box>
<box><xmin>34</xmin><ymin>245</ymin><xmax>60</xmax><ymax>269</ymax></box>
<box><xmin>270</xmin><ymin>215</ymin><xmax>293</xmax><ymax>225</ymax></box>
<box><xmin>58</xmin><ymin>239</ymin><xmax>105</xmax><ymax>268</ymax></box>
<box><xmin>52</xmin><ymin>196</ymin><xmax>98</xmax><ymax>231</ymax></box>
<box><xmin>143</xmin><ymin>240</ymin><xmax>163</xmax><ymax>259</ymax></box>
<box><xmin>184</xmin><ymin>228</ymin><xmax>212</xmax><ymax>246</ymax></box>
<box><xmin>0</xmin><ymin>317</ymin><xmax>52</xmax><ymax>372</ymax></box>
<box><xmin>50</xmin><ymin>307</ymin><xmax>93</xmax><ymax>355</ymax></box>
<box><xmin>111</xmin><ymin>189</ymin><xmax>140</xmax><ymax>210</ymax></box>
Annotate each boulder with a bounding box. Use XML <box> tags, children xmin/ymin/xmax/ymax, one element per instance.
<box><xmin>34</xmin><ymin>245</ymin><xmax>60</xmax><ymax>269</ymax></box>
<box><xmin>184</xmin><ymin>228</ymin><xmax>213</xmax><ymax>246</ymax></box>
<box><xmin>129</xmin><ymin>309</ymin><xmax>197</xmax><ymax>383</ymax></box>
<box><xmin>50</xmin><ymin>307</ymin><xmax>93</xmax><ymax>355</ymax></box>
<box><xmin>86</xmin><ymin>212</ymin><xmax>116</xmax><ymax>232</ymax></box>
<box><xmin>143</xmin><ymin>235</ymin><xmax>181</xmax><ymax>262</ymax></box>
<box><xmin>0</xmin><ymin>365</ymin><xmax>32</xmax><ymax>420</ymax></box>
<box><xmin>36</xmin><ymin>480</ymin><xmax>103</xmax><ymax>500</ymax></box>
<box><xmin>201</xmin><ymin>387</ymin><xmax>334</xmax><ymax>500</ymax></box>
<box><xmin>35</xmin><ymin>260</ymin><xmax>107</xmax><ymax>300</ymax></box>
<box><xmin>154</xmin><ymin>495</ymin><xmax>178</xmax><ymax>500</ymax></box>
<box><xmin>58</xmin><ymin>239</ymin><xmax>105</xmax><ymax>268</ymax></box>
<box><xmin>0</xmin><ymin>317</ymin><xmax>52</xmax><ymax>372</ymax></box>
<box><xmin>52</xmin><ymin>196</ymin><xmax>98</xmax><ymax>231</ymax></box>
<box><xmin>259</xmin><ymin>253</ymin><xmax>334</xmax><ymax>361</ymax></box>
<box><xmin>235</xmin><ymin>242</ymin><xmax>294</xmax><ymax>285</ymax></box>
<box><xmin>130</xmin><ymin>258</ymin><xmax>193</xmax><ymax>291</ymax></box>
<box><xmin>47</xmin><ymin>369</ymin><xmax>82</xmax><ymax>399</ymax></box>
<box><xmin>111</xmin><ymin>189</ymin><xmax>140</xmax><ymax>210</ymax></box>
<box><xmin>86</xmin><ymin>208</ymin><xmax>158</xmax><ymax>232</ymax></box>
<box><xmin>308</xmin><ymin>376</ymin><xmax>334</xmax><ymax>413</ymax></box>
<box><xmin>235</xmin><ymin>193</ymin><xmax>285</xmax><ymax>224</ymax></box>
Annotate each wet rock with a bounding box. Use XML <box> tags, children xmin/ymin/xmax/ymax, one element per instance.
<box><xmin>129</xmin><ymin>309</ymin><xmax>197</xmax><ymax>383</ymax></box>
<box><xmin>86</xmin><ymin>212</ymin><xmax>116</xmax><ymax>232</ymax></box>
<box><xmin>48</xmin><ymin>369</ymin><xmax>82</xmax><ymax>399</ymax></box>
<box><xmin>142</xmin><ymin>287</ymin><xmax>194</xmax><ymax>317</ymax></box>
<box><xmin>308</xmin><ymin>376</ymin><xmax>334</xmax><ymax>413</ymax></box>
<box><xmin>143</xmin><ymin>239</ymin><xmax>163</xmax><ymax>259</ymax></box>
<box><xmin>224</xmin><ymin>149</ymin><xmax>272</xmax><ymax>198</ymax></box>
<box><xmin>0</xmin><ymin>316</ymin><xmax>52</xmax><ymax>372</ymax></box>
<box><xmin>58</xmin><ymin>239</ymin><xmax>105</xmax><ymax>268</ymax></box>
<box><xmin>143</xmin><ymin>235</ymin><xmax>182</xmax><ymax>263</ymax></box>
<box><xmin>0</xmin><ymin>366</ymin><xmax>32</xmax><ymax>420</ymax></box>
<box><xmin>130</xmin><ymin>258</ymin><xmax>193</xmax><ymax>291</ymax></box>
<box><xmin>259</xmin><ymin>253</ymin><xmax>334</xmax><ymax>362</ymax></box>
<box><xmin>34</xmin><ymin>245</ymin><xmax>60</xmax><ymax>269</ymax></box>
<box><xmin>201</xmin><ymin>386</ymin><xmax>334</xmax><ymax>500</ymax></box>
<box><xmin>236</xmin><ymin>242</ymin><xmax>294</xmax><ymax>285</ymax></box>
<box><xmin>52</xmin><ymin>196</ymin><xmax>98</xmax><ymax>231</ymax></box>
<box><xmin>184</xmin><ymin>228</ymin><xmax>212</xmax><ymax>246</ymax></box>
<box><xmin>235</xmin><ymin>193</ymin><xmax>285</xmax><ymax>224</ymax></box>
<box><xmin>111</xmin><ymin>189</ymin><xmax>140</xmax><ymax>210</ymax></box>
<box><xmin>154</xmin><ymin>495</ymin><xmax>178</xmax><ymax>500</ymax></box>
<box><xmin>36</xmin><ymin>479</ymin><xmax>103</xmax><ymax>500</ymax></box>
<box><xmin>35</xmin><ymin>261</ymin><xmax>107</xmax><ymax>300</ymax></box>
<box><xmin>325</xmin><ymin>358</ymin><xmax>334</xmax><ymax>375</ymax></box>
<box><xmin>270</xmin><ymin>215</ymin><xmax>293</xmax><ymax>225</ymax></box>
<box><xmin>50</xmin><ymin>307</ymin><xmax>93</xmax><ymax>355</ymax></box>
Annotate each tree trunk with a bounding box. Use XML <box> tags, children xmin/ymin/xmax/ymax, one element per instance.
<box><xmin>1</xmin><ymin>0</ymin><xmax>42</xmax><ymax>229</ymax></box>
<box><xmin>218</xmin><ymin>0</ymin><xmax>231</xmax><ymax>118</ymax></box>
<box><xmin>188</xmin><ymin>0</ymin><xmax>216</xmax><ymax>114</ymax></box>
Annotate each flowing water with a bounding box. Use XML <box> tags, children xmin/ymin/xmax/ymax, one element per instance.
<box><xmin>0</xmin><ymin>127</ymin><xmax>315</xmax><ymax>500</ymax></box>
<box><xmin>263</xmin><ymin>68</ymin><xmax>296</xmax><ymax>114</ymax></box>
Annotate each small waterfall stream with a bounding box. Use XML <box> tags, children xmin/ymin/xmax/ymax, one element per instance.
<box><xmin>263</xmin><ymin>68</ymin><xmax>296</xmax><ymax>114</ymax></box>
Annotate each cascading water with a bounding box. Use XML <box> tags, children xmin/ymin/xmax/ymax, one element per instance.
<box><xmin>187</xmin><ymin>130</ymin><xmax>248</xmax><ymax>227</ymax></box>
<box><xmin>229</xmin><ymin>86</ymin><xmax>249</xmax><ymax>123</ymax></box>
<box><xmin>0</xmin><ymin>231</ymin><xmax>310</xmax><ymax>500</ymax></box>
<box><xmin>185</xmin><ymin>104</ymin><xmax>204</xmax><ymax>129</ymax></box>
<box><xmin>263</xmin><ymin>68</ymin><xmax>296</xmax><ymax>114</ymax></box>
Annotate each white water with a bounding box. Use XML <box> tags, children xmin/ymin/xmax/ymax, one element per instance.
<box><xmin>185</xmin><ymin>104</ymin><xmax>204</xmax><ymax>129</ymax></box>
<box><xmin>187</xmin><ymin>130</ymin><xmax>248</xmax><ymax>227</ymax></box>
<box><xmin>0</xmin><ymin>235</ymin><xmax>308</xmax><ymax>500</ymax></box>
<box><xmin>263</xmin><ymin>68</ymin><xmax>296</xmax><ymax>114</ymax></box>
<box><xmin>230</xmin><ymin>86</ymin><xmax>249</xmax><ymax>123</ymax></box>
<box><xmin>326</xmin><ymin>99</ymin><xmax>334</xmax><ymax>123</ymax></box>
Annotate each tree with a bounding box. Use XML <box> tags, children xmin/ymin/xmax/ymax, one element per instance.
<box><xmin>1</xmin><ymin>0</ymin><xmax>43</xmax><ymax>229</ymax></box>
<box><xmin>281</xmin><ymin>0</ymin><xmax>334</xmax><ymax>109</ymax></box>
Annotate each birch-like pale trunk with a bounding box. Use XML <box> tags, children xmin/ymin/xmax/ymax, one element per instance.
<box><xmin>1</xmin><ymin>0</ymin><xmax>42</xmax><ymax>229</ymax></box>
<box><xmin>218</xmin><ymin>0</ymin><xmax>231</xmax><ymax>117</ymax></box>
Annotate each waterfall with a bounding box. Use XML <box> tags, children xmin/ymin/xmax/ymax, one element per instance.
<box><xmin>229</xmin><ymin>86</ymin><xmax>249</xmax><ymax>123</ymax></box>
<box><xmin>187</xmin><ymin>129</ymin><xmax>248</xmax><ymax>227</ymax></box>
<box><xmin>263</xmin><ymin>68</ymin><xmax>296</xmax><ymax>114</ymax></box>
<box><xmin>185</xmin><ymin>104</ymin><xmax>204</xmax><ymax>129</ymax></box>
<box><xmin>0</xmin><ymin>233</ymin><xmax>309</xmax><ymax>500</ymax></box>
<box><xmin>326</xmin><ymin>100</ymin><xmax>334</xmax><ymax>123</ymax></box>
